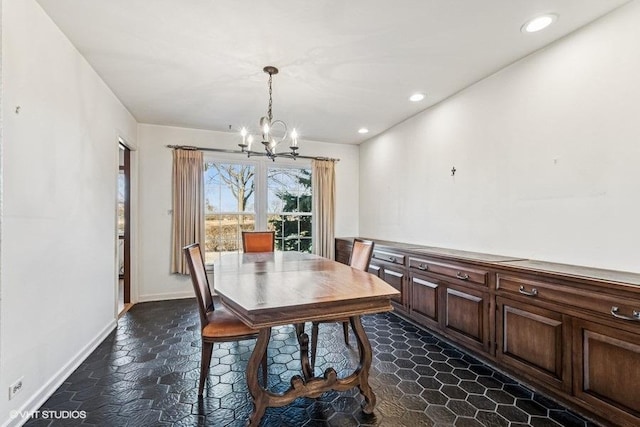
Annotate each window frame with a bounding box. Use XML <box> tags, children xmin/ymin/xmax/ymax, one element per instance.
<box><xmin>202</xmin><ymin>153</ymin><xmax>312</xmax><ymax>255</ymax></box>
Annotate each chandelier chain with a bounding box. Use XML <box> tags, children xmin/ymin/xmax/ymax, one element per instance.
<box><xmin>267</xmin><ymin>72</ymin><xmax>273</xmax><ymax>123</ymax></box>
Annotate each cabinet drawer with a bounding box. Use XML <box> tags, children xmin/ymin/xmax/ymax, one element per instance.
<box><xmin>373</xmin><ymin>250</ymin><xmax>405</xmax><ymax>266</ymax></box>
<box><xmin>409</xmin><ymin>257</ymin><xmax>487</xmax><ymax>286</ymax></box>
<box><xmin>497</xmin><ymin>275</ymin><xmax>640</xmax><ymax>325</ymax></box>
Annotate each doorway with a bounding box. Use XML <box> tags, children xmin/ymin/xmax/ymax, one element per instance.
<box><xmin>118</xmin><ymin>142</ymin><xmax>131</xmax><ymax>314</ymax></box>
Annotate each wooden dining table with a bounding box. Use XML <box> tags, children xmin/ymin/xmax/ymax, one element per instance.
<box><xmin>213</xmin><ymin>251</ymin><xmax>400</xmax><ymax>426</ymax></box>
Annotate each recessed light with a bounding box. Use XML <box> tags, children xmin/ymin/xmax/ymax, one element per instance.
<box><xmin>358</xmin><ymin>128</ymin><xmax>369</xmax><ymax>134</ymax></box>
<box><xmin>409</xmin><ymin>93</ymin><xmax>425</xmax><ymax>102</ymax></box>
<box><xmin>521</xmin><ymin>14</ymin><xmax>557</xmax><ymax>33</ymax></box>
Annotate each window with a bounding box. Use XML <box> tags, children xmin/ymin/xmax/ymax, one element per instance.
<box><xmin>204</xmin><ymin>158</ymin><xmax>311</xmax><ymax>262</ymax></box>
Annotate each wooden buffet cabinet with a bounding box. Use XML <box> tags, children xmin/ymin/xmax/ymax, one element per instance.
<box><xmin>335</xmin><ymin>237</ymin><xmax>640</xmax><ymax>427</ymax></box>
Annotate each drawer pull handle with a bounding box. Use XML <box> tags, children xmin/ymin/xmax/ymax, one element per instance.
<box><xmin>610</xmin><ymin>306</ymin><xmax>640</xmax><ymax>321</ymax></box>
<box><xmin>519</xmin><ymin>285</ymin><xmax>538</xmax><ymax>297</ymax></box>
<box><xmin>456</xmin><ymin>272</ymin><xmax>470</xmax><ymax>280</ymax></box>
<box><xmin>417</xmin><ymin>263</ymin><xmax>429</xmax><ymax>271</ymax></box>
<box><xmin>388</xmin><ymin>256</ymin><xmax>396</xmax><ymax>263</ymax></box>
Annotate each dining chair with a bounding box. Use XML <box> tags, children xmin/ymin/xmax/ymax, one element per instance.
<box><xmin>183</xmin><ymin>243</ymin><xmax>267</xmax><ymax>396</ymax></box>
<box><xmin>310</xmin><ymin>238</ymin><xmax>375</xmax><ymax>369</ymax></box>
<box><xmin>242</xmin><ymin>231</ymin><xmax>275</xmax><ymax>253</ymax></box>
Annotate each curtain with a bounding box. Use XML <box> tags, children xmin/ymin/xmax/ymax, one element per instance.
<box><xmin>312</xmin><ymin>159</ymin><xmax>336</xmax><ymax>259</ymax></box>
<box><xmin>171</xmin><ymin>149</ymin><xmax>204</xmax><ymax>274</ymax></box>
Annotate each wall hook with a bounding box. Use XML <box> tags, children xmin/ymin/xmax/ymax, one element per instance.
<box><xmin>451</xmin><ymin>166</ymin><xmax>457</xmax><ymax>176</ymax></box>
<box><xmin>15</xmin><ymin>106</ymin><xmax>21</xmax><ymax>114</ymax></box>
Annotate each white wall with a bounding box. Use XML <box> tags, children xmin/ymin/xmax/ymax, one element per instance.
<box><xmin>137</xmin><ymin>124</ymin><xmax>359</xmax><ymax>301</ymax></box>
<box><xmin>0</xmin><ymin>0</ymin><xmax>137</xmax><ymax>424</ymax></box>
<box><xmin>360</xmin><ymin>1</ymin><xmax>640</xmax><ymax>273</ymax></box>
<box><xmin>0</xmin><ymin>2</ymin><xmax>4</xmax><ymax>414</ymax></box>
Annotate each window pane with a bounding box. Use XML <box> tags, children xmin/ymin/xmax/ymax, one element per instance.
<box><xmin>267</xmin><ymin>168</ymin><xmax>311</xmax><ymax>213</ymax></box>
<box><xmin>300</xmin><ymin>215</ymin><xmax>312</xmax><ymax>236</ymax></box>
<box><xmin>267</xmin><ymin>166</ymin><xmax>312</xmax><ymax>253</ymax></box>
<box><xmin>204</xmin><ymin>162</ymin><xmax>256</xmax><ymax>261</ymax></box>
<box><xmin>205</xmin><ymin>163</ymin><xmax>255</xmax><ymax>213</ymax></box>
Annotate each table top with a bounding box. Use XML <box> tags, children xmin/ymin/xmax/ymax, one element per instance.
<box><xmin>214</xmin><ymin>252</ymin><xmax>400</xmax><ymax>328</ymax></box>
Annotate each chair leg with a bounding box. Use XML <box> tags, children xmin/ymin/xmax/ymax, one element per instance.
<box><xmin>199</xmin><ymin>341</ymin><xmax>214</xmax><ymax>396</ymax></box>
<box><xmin>311</xmin><ymin>322</ymin><xmax>319</xmax><ymax>369</ymax></box>
<box><xmin>342</xmin><ymin>321</ymin><xmax>350</xmax><ymax>346</ymax></box>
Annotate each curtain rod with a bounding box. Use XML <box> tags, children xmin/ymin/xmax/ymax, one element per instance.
<box><xmin>166</xmin><ymin>145</ymin><xmax>340</xmax><ymax>162</ymax></box>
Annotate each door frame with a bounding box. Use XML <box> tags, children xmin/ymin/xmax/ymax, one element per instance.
<box><xmin>117</xmin><ymin>138</ymin><xmax>134</xmax><ymax>315</ymax></box>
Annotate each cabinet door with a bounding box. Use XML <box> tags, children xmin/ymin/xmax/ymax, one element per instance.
<box><xmin>377</xmin><ymin>263</ymin><xmax>407</xmax><ymax>313</ymax></box>
<box><xmin>573</xmin><ymin>319</ymin><xmax>640</xmax><ymax>427</ymax></box>
<box><xmin>380</xmin><ymin>266</ymin><xmax>404</xmax><ymax>305</ymax></box>
<box><xmin>368</xmin><ymin>264</ymin><xmax>381</xmax><ymax>277</ymax></box>
<box><xmin>496</xmin><ymin>297</ymin><xmax>571</xmax><ymax>393</ymax></box>
<box><xmin>443</xmin><ymin>284</ymin><xmax>489</xmax><ymax>353</ymax></box>
<box><xmin>410</xmin><ymin>274</ymin><xmax>439</xmax><ymax>328</ymax></box>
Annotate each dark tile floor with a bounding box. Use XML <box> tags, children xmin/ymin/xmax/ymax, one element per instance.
<box><xmin>25</xmin><ymin>299</ymin><xmax>600</xmax><ymax>426</ymax></box>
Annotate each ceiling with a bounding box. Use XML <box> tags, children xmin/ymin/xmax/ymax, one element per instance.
<box><xmin>36</xmin><ymin>0</ymin><xmax>629</xmax><ymax>144</ymax></box>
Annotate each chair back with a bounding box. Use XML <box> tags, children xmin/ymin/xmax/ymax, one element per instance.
<box><xmin>349</xmin><ymin>239</ymin><xmax>375</xmax><ymax>271</ymax></box>
<box><xmin>242</xmin><ymin>231</ymin><xmax>275</xmax><ymax>253</ymax></box>
<box><xmin>183</xmin><ymin>243</ymin><xmax>214</xmax><ymax>328</ymax></box>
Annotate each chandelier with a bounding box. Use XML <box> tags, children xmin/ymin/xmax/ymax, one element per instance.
<box><xmin>238</xmin><ymin>66</ymin><xmax>299</xmax><ymax>160</ymax></box>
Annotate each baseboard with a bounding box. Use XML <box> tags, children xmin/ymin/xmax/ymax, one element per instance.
<box><xmin>2</xmin><ymin>320</ymin><xmax>117</xmax><ymax>427</ymax></box>
<box><xmin>137</xmin><ymin>290</ymin><xmax>194</xmax><ymax>302</ymax></box>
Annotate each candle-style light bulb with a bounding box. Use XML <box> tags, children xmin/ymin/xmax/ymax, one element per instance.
<box><xmin>240</xmin><ymin>127</ymin><xmax>247</xmax><ymax>145</ymax></box>
<box><xmin>291</xmin><ymin>129</ymin><xmax>298</xmax><ymax>147</ymax></box>
<box><xmin>247</xmin><ymin>135</ymin><xmax>253</xmax><ymax>150</ymax></box>
<box><xmin>262</xmin><ymin>123</ymin><xmax>270</xmax><ymax>141</ymax></box>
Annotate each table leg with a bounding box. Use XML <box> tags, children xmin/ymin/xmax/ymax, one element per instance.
<box><xmin>294</xmin><ymin>322</ymin><xmax>305</xmax><ymax>337</ymax></box>
<box><xmin>350</xmin><ymin>315</ymin><xmax>376</xmax><ymax>413</ymax></box>
<box><xmin>297</xmin><ymin>327</ymin><xmax>314</xmax><ymax>381</ymax></box>
<box><xmin>245</xmin><ymin>318</ymin><xmax>377</xmax><ymax>425</ymax></box>
<box><xmin>247</xmin><ymin>328</ymin><xmax>271</xmax><ymax>426</ymax></box>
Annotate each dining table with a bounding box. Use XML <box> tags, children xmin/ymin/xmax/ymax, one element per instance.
<box><xmin>213</xmin><ymin>251</ymin><xmax>400</xmax><ymax>426</ymax></box>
